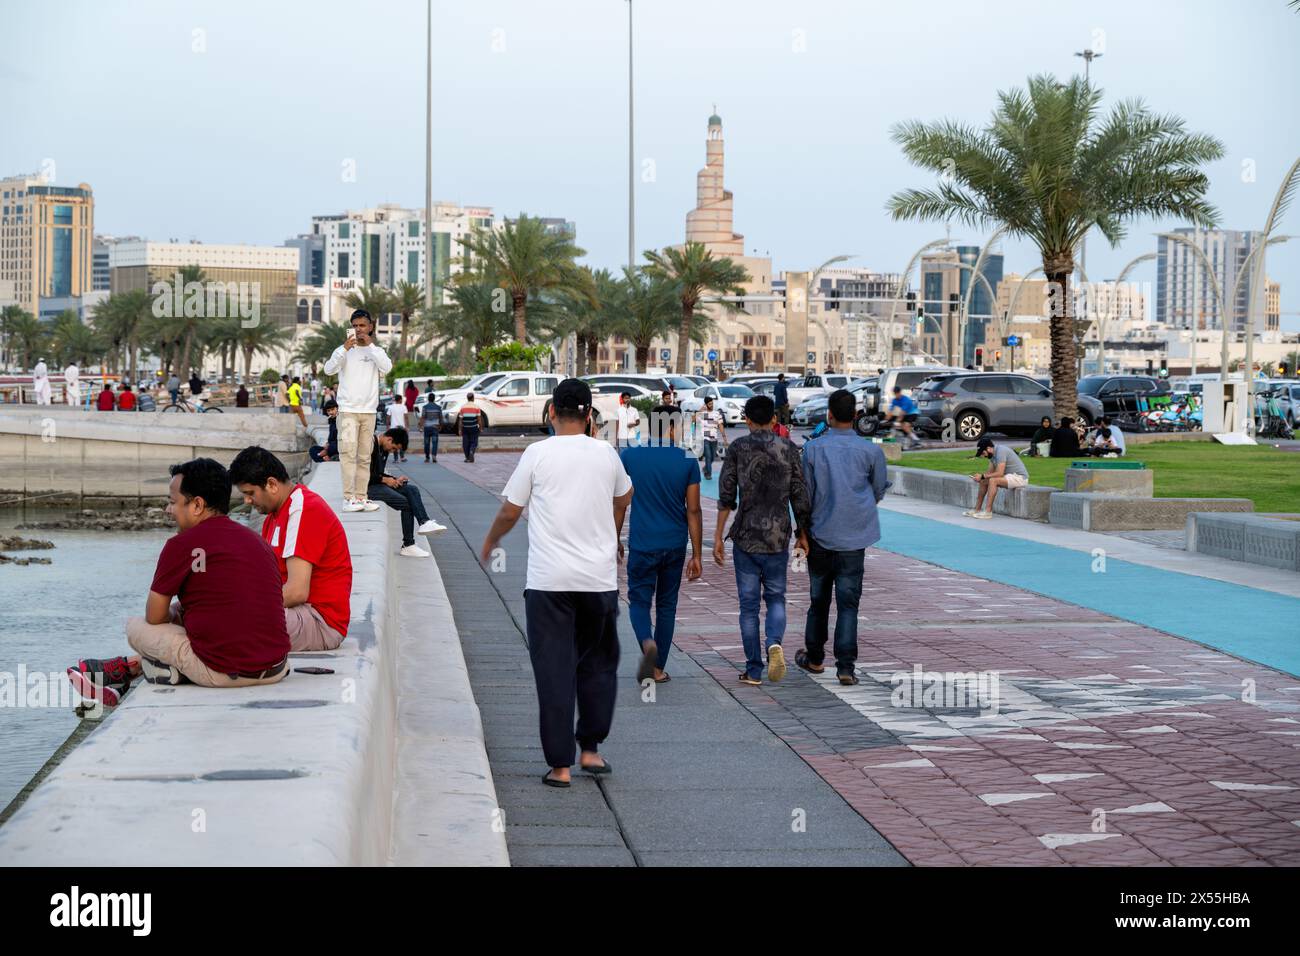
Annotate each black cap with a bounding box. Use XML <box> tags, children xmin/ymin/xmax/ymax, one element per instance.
<box><xmin>973</xmin><ymin>437</ymin><xmax>996</xmax><ymax>456</ymax></box>
<box><xmin>552</xmin><ymin>378</ymin><xmax>592</xmax><ymax>412</ymax></box>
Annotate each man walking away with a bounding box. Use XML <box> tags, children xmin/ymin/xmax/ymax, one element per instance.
<box><xmin>773</xmin><ymin>373</ymin><xmax>790</xmax><ymax>426</ymax></box>
<box><xmin>33</xmin><ymin>358</ymin><xmax>51</xmax><ymax>405</ymax></box>
<box><xmin>965</xmin><ymin>436</ymin><xmax>1029</xmax><ymax>518</ymax></box>
<box><xmin>386</xmin><ymin>395</ymin><xmax>408</xmax><ymax>460</ymax></box>
<box><xmin>699</xmin><ymin>395</ymin><xmax>725</xmax><ymax>479</ymax></box>
<box><xmin>230</xmin><ymin>445</ymin><xmax>353</xmax><ymax>651</ymax></box>
<box><xmin>368</xmin><ymin>426</ymin><xmax>446</xmax><ymax>556</ymax></box>
<box><xmin>324</xmin><ymin>308</ymin><xmax>391</xmax><ymax>512</ymax></box>
<box><xmin>459</xmin><ymin>393</ymin><xmax>482</xmax><ymax>462</ymax></box>
<box><xmin>714</xmin><ymin>395</ymin><xmax>812</xmax><ymax>686</ymax></box>
<box><xmin>618</xmin><ymin>404</ymin><xmax>703</xmax><ymax>683</ymax></box>
<box><xmin>480</xmin><ymin>379</ymin><xmax>633</xmax><ymax>788</ymax></box>
<box><xmin>420</xmin><ymin>392</ymin><xmax>443</xmax><ymax>462</ymax></box>
<box><xmin>796</xmin><ymin>390</ymin><xmax>889</xmax><ymax>685</ymax></box>
<box><xmin>404</xmin><ymin>379</ymin><xmax>419</xmax><ymax>412</ymax></box>
<box><xmin>288</xmin><ymin>376</ymin><xmax>307</xmax><ymax>428</ymax></box>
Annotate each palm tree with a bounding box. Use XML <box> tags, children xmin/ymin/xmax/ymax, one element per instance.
<box><xmin>562</xmin><ymin>268</ymin><xmax>625</xmax><ymax>376</ymax></box>
<box><xmin>887</xmin><ymin>74</ymin><xmax>1222</xmax><ymax>418</ymax></box>
<box><xmin>390</xmin><ymin>281</ymin><xmax>425</xmax><ymax>361</ymax></box>
<box><xmin>49</xmin><ymin>311</ymin><xmax>106</xmax><ymax>368</ymax></box>
<box><xmin>344</xmin><ymin>283</ymin><xmax>395</xmax><ymax>343</ymax></box>
<box><xmin>416</xmin><ymin>278</ymin><xmax>514</xmax><ymax>366</ymax></box>
<box><xmin>1</xmin><ymin>304</ymin><xmax>30</xmax><ymax>370</ymax></box>
<box><xmin>643</xmin><ymin>241</ymin><xmax>750</xmax><ymax>374</ymax></box>
<box><xmin>293</xmin><ymin>321</ymin><xmax>350</xmax><ymax>372</ymax></box>
<box><xmin>233</xmin><ymin>311</ymin><xmax>293</xmax><ymax>380</ymax></box>
<box><xmin>8</xmin><ymin>310</ymin><xmax>47</xmax><ymax>371</ymax></box>
<box><xmin>614</xmin><ymin>268</ymin><xmax>683</xmax><ymax>373</ymax></box>
<box><xmin>456</xmin><ymin>214</ymin><xmax>592</xmax><ymax>344</ymax></box>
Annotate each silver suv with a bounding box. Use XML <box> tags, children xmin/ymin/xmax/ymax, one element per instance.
<box><xmin>914</xmin><ymin>372</ymin><xmax>1104</xmax><ymax>441</ymax></box>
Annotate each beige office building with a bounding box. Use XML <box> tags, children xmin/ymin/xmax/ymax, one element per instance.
<box><xmin>0</xmin><ymin>172</ymin><xmax>95</xmax><ymax>316</ymax></box>
<box><xmin>1266</xmin><ymin>278</ymin><xmax>1280</xmax><ymax>332</ymax></box>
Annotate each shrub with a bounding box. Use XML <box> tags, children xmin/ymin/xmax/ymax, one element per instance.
<box><xmin>385</xmin><ymin>358</ymin><xmax>447</xmax><ymax>388</ymax></box>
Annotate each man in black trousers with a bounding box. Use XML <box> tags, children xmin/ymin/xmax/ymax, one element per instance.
<box><xmin>480</xmin><ymin>379</ymin><xmax>634</xmax><ymax>787</ymax></box>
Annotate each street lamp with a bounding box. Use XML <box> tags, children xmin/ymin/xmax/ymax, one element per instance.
<box><xmin>1096</xmin><ymin>252</ymin><xmax>1157</xmax><ymax>375</ymax></box>
<box><xmin>889</xmin><ymin>238</ymin><xmax>950</xmax><ymax>358</ymax></box>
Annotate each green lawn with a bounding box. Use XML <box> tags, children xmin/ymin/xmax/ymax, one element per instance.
<box><xmin>898</xmin><ymin>440</ymin><xmax>1300</xmax><ymax>514</ymax></box>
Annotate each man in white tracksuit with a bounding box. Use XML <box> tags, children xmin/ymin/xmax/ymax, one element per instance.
<box><xmin>33</xmin><ymin>358</ymin><xmax>52</xmax><ymax>405</ymax></box>
<box><xmin>323</xmin><ymin>309</ymin><xmax>392</xmax><ymax>512</ymax></box>
<box><xmin>64</xmin><ymin>362</ymin><xmax>81</xmax><ymax>407</ymax></box>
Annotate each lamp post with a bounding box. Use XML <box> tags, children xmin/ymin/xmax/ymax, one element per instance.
<box><xmin>889</xmin><ymin>238</ymin><xmax>949</xmax><ymax>359</ymax></box>
<box><xmin>1157</xmin><ymin>231</ymin><xmax>1227</xmax><ymax>376</ymax></box>
<box><xmin>626</xmin><ymin>0</ymin><xmax>635</xmax><ymax>271</ymax></box>
<box><xmin>424</xmin><ymin>0</ymin><xmax>434</xmax><ymax>315</ymax></box>
<box><xmin>1098</xmin><ymin>252</ymin><xmax>1158</xmax><ymax>375</ymax></box>
<box><xmin>959</xmin><ymin>225</ymin><xmax>1009</xmax><ymax>367</ymax></box>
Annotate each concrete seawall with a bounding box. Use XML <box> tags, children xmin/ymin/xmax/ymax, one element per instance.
<box><xmin>0</xmin><ymin>463</ymin><xmax>507</xmax><ymax>866</ymax></box>
<box><xmin>0</xmin><ymin>407</ymin><xmax>311</xmax><ymax>506</ymax></box>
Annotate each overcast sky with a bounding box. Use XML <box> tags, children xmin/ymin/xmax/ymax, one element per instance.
<box><xmin>5</xmin><ymin>0</ymin><xmax>1299</xmax><ymax>329</ymax></box>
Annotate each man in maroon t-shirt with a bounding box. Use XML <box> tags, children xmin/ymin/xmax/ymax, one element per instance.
<box><xmin>230</xmin><ymin>445</ymin><xmax>353</xmax><ymax>651</ymax></box>
<box><xmin>69</xmin><ymin>458</ymin><xmax>290</xmax><ymax>694</ymax></box>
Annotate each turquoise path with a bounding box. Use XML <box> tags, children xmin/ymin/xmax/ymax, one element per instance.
<box><xmin>697</xmin><ymin>472</ymin><xmax>1300</xmax><ymax>678</ymax></box>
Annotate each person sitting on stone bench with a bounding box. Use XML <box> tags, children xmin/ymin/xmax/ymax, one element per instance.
<box><xmin>368</xmin><ymin>426</ymin><xmax>447</xmax><ymax>558</ymax></box>
<box><xmin>309</xmin><ymin>399</ymin><xmax>340</xmax><ymax>462</ymax></box>
<box><xmin>66</xmin><ymin>458</ymin><xmax>291</xmax><ymax>702</ymax></box>
<box><xmin>230</xmin><ymin>445</ymin><xmax>353</xmax><ymax>652</ymax></box>
<box><xmin>964</xmin><ymin>437</ymin><xmax>1029</xmax><ymax>519</ymax></box>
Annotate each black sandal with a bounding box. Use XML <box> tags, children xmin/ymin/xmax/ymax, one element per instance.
<box><xmin>542</xmin><ymin>771</ymin><xmax>570</xmax><ymax>788</ymax></box>
<box><xmin>580</xmin><ymin>759</ymin><xmax>612</xmax><ymax>776</ymax></box>
<box><xmin>795</xmin><ymin>649</ymin><xmax>824</xmax><ymax>674</ymax></box>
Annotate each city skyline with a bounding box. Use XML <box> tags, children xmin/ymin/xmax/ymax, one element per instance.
<box><xmin>4</xmin><ymin>0</ymin><xmax>1298</xmax><ymax>329</ymax></box>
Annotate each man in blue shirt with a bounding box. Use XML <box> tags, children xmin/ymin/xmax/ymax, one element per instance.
<box><xmin>617</xmin><ymin>404</ymin><xmax>703</xmax><ymax>684</ymax></box>
<box><xmin>797</xmin><ymin>389</ymin><xmax>890</xmax><ymax>684</ymax></box>
<box><xmin>773</xmin><ymin>373</ymin><xmax>790</xmax><ymax>426</ymax></box>
<box><xmin>887</xmin><ymin>385</ymin><xmax>922</xmax><ymax>449</ymax></box>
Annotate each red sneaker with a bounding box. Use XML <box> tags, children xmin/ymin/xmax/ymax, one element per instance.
<box><xmin>66</xmin><ymin>667</ymin><xmax>124</xmax><ymax>707</ymax></box>
<box><xmin>73</xmin><ymin>656</ymin><xmax>133</xmax><ymax>685</ymax></box>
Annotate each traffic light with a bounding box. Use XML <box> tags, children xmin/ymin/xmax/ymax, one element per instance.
<box><xmin>1146</xmin><ymin>359</ymin><xmax>1154</xmax><ymax>374</ymax></box>
<box><xmin>994</xmin><ymin>350</ymin><xmax>1002</xmax><ymax>363</ymax></box>
<box><xmin>1159</xmin><ymin>363</ymin><xmax>1169</xmax><ymax>378</ymax></box>
<box><xmin>1281</xmin><ymin>361</ymin><xmax>1290</xmax><ymax>377</ymax></box>
<box><xmin>975</xmin><ymin>347</ymin><xmax>984</xmax><ymax>366</ymax></box>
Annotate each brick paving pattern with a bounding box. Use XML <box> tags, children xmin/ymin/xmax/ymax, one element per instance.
<box><xmin>430</xmin><ymin>450</ymin><xmax>1300</xmax><ymax>866</ymax></box>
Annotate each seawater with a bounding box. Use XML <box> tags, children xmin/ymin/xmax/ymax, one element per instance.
<box><xmin>0</xmin><ymin>512</ymin><xmax>172</xmax><ymax>810</ymax></box>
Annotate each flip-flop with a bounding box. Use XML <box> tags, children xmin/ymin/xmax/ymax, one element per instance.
<box><xmin>636</xmin><ymin>641</ymin><xmax>658</xmax><ymax>683</ymax></box>
<box><xmin>542</xmin><ymin>771</ymin><xmax>570</xmax><ymax>788</ymax></box>
<box><xmin>580</xmin><ymin>759</ymin><xmax>612</xmax><ymax>776</ymax></box>
<box><xmin>654</xmin><ymin>673</ymin><xmax>672</xmax><ymax>683</ymax></box>
<box><xmin>794</xmin><ymin>649</ymin><xmax>824</xmax><ymax>674</ymax></box>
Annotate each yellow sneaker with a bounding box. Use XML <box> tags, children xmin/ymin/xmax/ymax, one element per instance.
<box><xmin>767</xmin><ymin>644</ymin><xmax>787</xmax><ymax>682</ymax></box>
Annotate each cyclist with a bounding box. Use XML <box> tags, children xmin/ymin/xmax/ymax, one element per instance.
<box><xmin>885</xmin><ymin>386</ymin><xmax>923</xmax><ymax>450</ymax></box>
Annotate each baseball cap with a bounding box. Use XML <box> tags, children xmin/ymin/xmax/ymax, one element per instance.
<box><xmin>973</xmin><ymin>437</ymin><xmax>996</xmax><ymax>456</ymax></box>
<box><xmin>552</xmin><ymin>378</ymin><xmax>592</xmax><ymax>412</ymax></box>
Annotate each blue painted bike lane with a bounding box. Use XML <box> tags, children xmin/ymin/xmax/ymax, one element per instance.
<box><xmin>697</xmin><ymin>472</ymin><xmax>1300</xmax><ymax>678</ymax></box>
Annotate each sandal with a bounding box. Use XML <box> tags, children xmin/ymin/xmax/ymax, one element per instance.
<box><xmin>794</xmin><ymin>649</ymin><xmax>824</xmax><ymax>674</ymax></box>
<box><xmin>542</xmin><ymin>771</ymin><xmax>570</xmax><ymax>788</ymax></box>
<box><xmin>654</xmin><ymin>673</ymin><xmax>671</xmax><ymax>683</ymax></box>
<box><xmin>580</xmin><ymin>758</ymin><xmax>612</xmax><ymax>776</ymax></box>
<box><xmin>838</xmin><ymin>672</ymin><xmax>860</xmax><ymax>686</ymax></box>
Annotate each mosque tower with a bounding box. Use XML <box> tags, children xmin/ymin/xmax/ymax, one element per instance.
<box><xmin>684</xmin><ymin>109</ymin><xmax>745</xmax><ymax>255</ymax></box>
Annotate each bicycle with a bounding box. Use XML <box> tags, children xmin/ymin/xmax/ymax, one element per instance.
<box><xmin>162</xmin><ymin>396</ymin><xmax>223</xmax><ymax>413</ymax></box>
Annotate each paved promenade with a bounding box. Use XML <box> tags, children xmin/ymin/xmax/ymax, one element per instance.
<box><xmin>399</xmin><ymin>449</ymin><xmax>1300</xmax><ymax>866</ymax></box>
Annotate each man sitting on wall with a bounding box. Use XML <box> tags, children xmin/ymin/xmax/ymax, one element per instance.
<box><xmin>309</xmin><ymin>399</ymin><xmax>340</xmax><ymax>462</ymax></box>
<box><xmin>367</xmin><ymin>426</ymin><xmax>447</xmax><ymax>557</ymax></box>
<box><xmin>230</xmin><ymin>445</ymin><xmax>353</xmax><ymax>652</ymax></box>
<box><xmin>66</xmin><ymin>458</ymin><xmax>291</xmax><ymax>704</ymax></box>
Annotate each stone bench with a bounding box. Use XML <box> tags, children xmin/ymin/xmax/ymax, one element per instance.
<box><xmin>1049</xmin><ymin>492</ymin><xmax>1253</xmax><ymax>532</ymax></box>
<box><xmin>1186</xmin><ymin>512</ymin><xmax>1300</xmax><ymax>571</ymax></box>
<box><xmin>1064</xmin><ymin>462</ymin><xmax>1154</xmax><ymax>497</ymax></box>
<box><xmin>887</xmin><ymin>465</ymin><xmax>1055</xmax><ymax>520</ymax></box>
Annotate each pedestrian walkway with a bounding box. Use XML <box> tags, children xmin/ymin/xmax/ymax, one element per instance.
<box><xmin>399</xmin><ymin>458</ymin><xmax>904</xmax><ymax>866</ymax></box>
<box><xmin>420</xmin><ymin>450</ymin><xmax>1300</xmax><ymax>866</ymax></box>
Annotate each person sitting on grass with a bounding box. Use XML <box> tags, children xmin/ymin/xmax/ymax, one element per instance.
<box><xmin>1049</xmin><ymin>416</ymin><xmax>1083</xmax><ymax>458</ymax></box>
<box><xmin>1088</xmin><ymin>425</ymin><xmax>1121</xmax><ymax>457</ymax></box>
<box><xmin>309</xmin><ymin>399</ymin><xmax>340</xmax><ymax>463</ymax></box>
<box><xmin>964</xmin><ymin>436</ymin><xmax>1029</xmax><ymax>519</ymax></box>
<box><xmin>1024</xmin><ymin>416</ymin><xmax>1054</xmax><ymax>457</ymax></box>
<box><xmin>66</xmin><ymin>458</ymin><xmax>291</xmax><ymax>705</ymax></box>
<box><xmin>1090</xmin><ymin>415</ymin><xmax>1126</xmax><ymax>456</ymax></box>
<box><xmin>368</xmin><ymin>426</ymin><xmax>447</xmax><ymax>557</ymax></box>
<box><xmin>230</xmin><ymin>445</ymin><xmax>352</xmax><ymax>651</ymax></box>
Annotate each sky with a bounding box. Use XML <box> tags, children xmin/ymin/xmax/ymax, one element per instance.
<box><xmin>5</xmin><ymin>0</ymin><xmax>1300</xmax><ymax>329</ymax></box>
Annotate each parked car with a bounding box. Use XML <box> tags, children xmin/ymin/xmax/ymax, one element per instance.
<box><xmin>911</xmin><ymin>372</ymin><xmax>1104</xmax><ymax>440</ymax></box>
<box><xmin>1076</xmin><ymin>375</ymin><xmax>1172</xmax><ymax>422</ymax></box>
<box><xmin>440</xmin><ymin>371</ymin><xmax>562</xmax><ymax>430</ymax></box>
<box><xmin>677</xmin><ymin>383</ymin><xmax>756</xmax><ymax>424</ymax></box>
<box><xmin>793</xmin><ymin>378</ymin><xmax>876</xmax><ymax>426</ymax></box>
<box><xmin>583</xmin><ymin>372</ymin><xmax>698</xmax><ymax>400</ymax></box>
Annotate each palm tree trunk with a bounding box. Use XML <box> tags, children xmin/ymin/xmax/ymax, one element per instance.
<box><xmin>243</xmin><ymin>345</ymin><xmax>253</xmax><ymax>381</ymax></box>
<box><xmin>513</xmin><ymin>293</ymin><xmax>527</xmax><ymax>344</ymax></box>
<box><xmin>586</xmin><ymin>336</ymin><xmax>599</xmax><ymax>375</ymax></box>
<box><xmin>675</xmin><ymin>300</ymin><xmax>693</xmax><ymax>374</ymax></box>
<box><xmin>1044</xmin><ymin>255</ymin><xmax>1078</xmax><ymax>423</ymax></box>
<box><xmin>180</xmin><ymin>328</ymin><xmax>194</xmax><ymax>376</ymax></box>
<box><xmin>636</xmin><ymin>344</ymin><xmax>649</xmax><ymax>374</ymax></box>
<box><xmin>575</xmin><ymin>334</ymin><xmax>588</xmax><ymax>377</ymax></box>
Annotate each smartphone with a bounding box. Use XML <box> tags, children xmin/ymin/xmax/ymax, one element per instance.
<box><xmin>293</xmin><ymin>666</ymin><xmax>335</xmax><ymax>675</ymax></box>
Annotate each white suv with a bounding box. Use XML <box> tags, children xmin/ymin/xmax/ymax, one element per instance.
<box><xmin>441</xmin><ymin>371</ymin><xmax>561</xmax><ymax>429</ymax></box>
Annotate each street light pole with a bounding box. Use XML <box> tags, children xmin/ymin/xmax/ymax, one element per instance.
<box><xmin>1073</xmin><ymin>48</ymin><xmax>1101</xmax><ymax>295</ymax></box>
<box><xmin>627</xmin><ymin>0</ymin><xmax>635</xmax><ymax>272</ymax></box>
<box><xmin>424</xmin><ymin>0</ymin><xmax>434</xmax><ymax>317</ymax></box>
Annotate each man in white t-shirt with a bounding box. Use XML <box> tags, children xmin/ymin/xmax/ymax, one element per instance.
<box><xmin>386</xmin><ymin>395</ymin><xmax>408</xmax><ymax>461</ymax></box>
<box><xmin>323</xmin><ymin>309</ymin><xmax>392</xmax><ymax>511</ymax></box>
<box><xmin>615</xmin><ymin>392</ymin><xmax>638</xmax><ymax>446</ymax></box>
<box><xmin>480</xmin><ymin>379</ymin><xmax>634</xmax><ymax>788</ymax></box>
<box><xmin>33</xmin><ymin>358</ymin><xmax>51</xmax><ymax>405</ymax></box>
<box><xmin>64</xmin><ymin>362</ymin><xmax>81</xmax><ymax>407</ymax></box>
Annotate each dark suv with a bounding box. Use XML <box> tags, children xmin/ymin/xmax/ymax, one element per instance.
<box><xmin>914</xmin><ymin>373</ymin><xmax>1104</xmax><ymax>441</ymax></box>
<box><xmin>1076</xmin><ymin>375</ymin><xmax>1172</xmax><ymax>421</ymax></box>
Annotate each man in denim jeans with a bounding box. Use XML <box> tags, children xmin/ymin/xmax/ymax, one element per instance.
<box><xmin>796</xmin><ymin>389</ymin><xmax>889</xmax><ymax>685</ymax></box>
<box><xmin>617</xmin><ymin>405</ymin><xmax>703</xmax><ymax>684</ymax></box>
<box><xmin>714</xmin><ymin>395</ymin><xmax>811</xmax><ymax>686</ymax></box>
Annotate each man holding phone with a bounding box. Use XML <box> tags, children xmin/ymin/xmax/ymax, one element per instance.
<box><xmin>324</xmin><ymin>309</ymin><xmax>392</xmax><ymax>512</ymax></box>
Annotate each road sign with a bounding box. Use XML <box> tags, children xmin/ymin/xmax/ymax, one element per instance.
<box><xmin>693</xmin><ymin>366</ymin><xmax>704</xmax><ymax>376</ymax></box>
<box><xmin>1005</xmin><ymin>335</ymin><xmax>1021</xmax><ymax>347</ymax></box>
<box><xmin>707</xmin><ymin>349</ymin><xmax>718</xmax><ymax>361</ymax></box>
<box><xmin>660</xmin><ymin>349</ymin><xmax>671</xmax><ymax>361</ymax></box>
<box><xmin>694</xmin><ymin>349</ymin><xmax>703</xmax><ymax>361</ymax></box>
<box><xmin>807</xmin><ymin>352</ymin><xmax>816</xmax><ymax>363</ymax></box>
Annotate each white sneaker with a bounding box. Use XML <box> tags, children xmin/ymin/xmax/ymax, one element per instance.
<box><xmin>962</xmin><ymin>509</ymin><xmax>979</xmax><ymax>517</ymax></box>
<box><xmin>360</xmin><ymin>499</ymin><xmax>380</xmax><ymax>512</ymax></box>
<box><xmin>973</xmin><ymin>510</ymin><xmax>993</xmax><ymax>519</ymax></box>
<box><xmin>342</xmin><ymin>498</ymin><xmax>366</xmax><ymax>513</ymax></box>
<box><xmin>399</xmin><ymin>544</ymin><xmax>430</xmax><ymax>558</ymax></box>
<box><xmin>417</xmin><ymin>519</ymin><xmax>447</xmax><ymax>534</ymax></box>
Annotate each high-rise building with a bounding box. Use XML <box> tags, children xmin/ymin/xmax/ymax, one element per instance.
<box><xmin>108</xmin><ymin>240</ymin><xmax>300</xmax><ymax>330</ymax></box>
<box><xmin>0</xmin><ymin>172</ymin><xmax>95</xmax><ymax>315</ymax></box>
<box><xmin>1156</xmin><ymin>228</ymin><xmax>1263</xmax><ymax>332</ymax></box>
<box><xmin>1266</xmin><ymin>277</ymin><xmax>1280</xmax><ymax>333</ymax></box>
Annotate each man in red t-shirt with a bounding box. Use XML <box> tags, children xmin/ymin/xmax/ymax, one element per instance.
<box><xmin>117</xmin><ymin>384</ymin><xmax>136</xmax><ymax>410</ymax></box>
<box><xmin>230</xmin><ymin>446</ymin><xmax>353</xmax><ymax>651</ymax></box>
<box><xmin>69</xmin><ymin>458</ymin><xmax>290</xmax><ymax>695</ymax></box>
<box><xmin>96</xmin><ymin>384</ymin><xmax>115</xmax><ymax>411</ymax></box>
